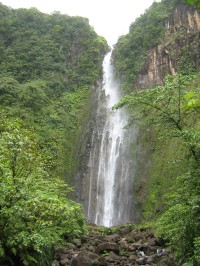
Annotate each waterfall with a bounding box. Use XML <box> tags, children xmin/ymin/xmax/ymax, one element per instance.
<box><xmin>87</xmin><ymin>51</ymin><xmax>137</xmax><ymax>227</ymax></box>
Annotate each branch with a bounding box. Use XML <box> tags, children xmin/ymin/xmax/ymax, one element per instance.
<box><xmin>133</xmin><ymin>99</ymin><xmax>182</xmax><ymax>131</ymax></box>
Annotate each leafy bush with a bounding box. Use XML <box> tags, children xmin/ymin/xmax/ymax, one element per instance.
<box><xmin>115</xmin><ymin>73</ymin><xmax>200</xmax><ymax>263</ymax></box>
<box><xmin>156</xmin><ymin>170</ymin><xmax>200</xmax><ymax>265</ymax></box>
<box><xmin>0</xmin><ymin>3</ymin><xmax>108</xmax><ymax>265</ymax></box>
<box><xmin>0</xmin><ymin>121</ymin><xmax>85</xmax><ymax>265</ymax></box>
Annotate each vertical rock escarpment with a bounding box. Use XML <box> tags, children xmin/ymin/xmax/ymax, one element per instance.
<box><xmin>136</xmin><ymin>3</ymin><xmax>200</xmax><ymax>89</ymax></box>
<box><xmin>73</xmin><ymin>79</ymin><xmax>106</xmax><ymax>211</ymax></box>
<box><xmin>75</xmin><ymin>2</ymin><xmax>200</xmax><ymax>227</ymax></box>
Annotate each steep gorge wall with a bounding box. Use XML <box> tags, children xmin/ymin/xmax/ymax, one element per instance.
<box><xmin>136</xmin><ymin>3</ymin><xmax>200</xmax><ymax>89</ymax></box>
<box><xmin>75</xmin><ymin>2</ymin><xmax>200</xmax><ymax>224</ymax></box>
<box><xmin>73</xmin><ymin>79</ymin><xmax>108</xmax><ymax>217</ymax></box>
<box><xmin>133</xmin><ymin>3</ymin><xmax>200</xmax><ymax>222</ymax></box>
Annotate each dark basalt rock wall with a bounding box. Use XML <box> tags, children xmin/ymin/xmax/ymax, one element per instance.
<box><xmin>73</xmin><ymin>79</ymin><xmax>107</xmax><ymax>217</ymax></box>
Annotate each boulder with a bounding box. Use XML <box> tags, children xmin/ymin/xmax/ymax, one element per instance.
<box><xmin>106</xmin><ymin>251</ymin><xmax>122</xmax><ymax>262</ymax></box>
<box><xmin>53</xmin><ymin>225</ymin><xmax>175</xmax><ymax>265</ymax></box>
<box><xmin>105</xmin><ymin>234</ymin><xmax>120</xmax><ymax>242</ymax></box>
<box><xmin>135</xmin><ymin>257</ymin><xmax>147</xmax><ymax>265</ymax></box>
<box><xmin>52</xmin><ymin>260</ymin><xmax>60</xmax><ymax>266</ymax></box>
<box><xmin>60</xmin><ymin>256</ymin><xmax>69</xmax><ymax>266</ymax></box>
<box><xmin>71</xmin><ymin>251</ymin><xmax>99</xmax><ymax>266</ymax></box>
<box><xmin>128</xmin><ymin>243</ymin><xmax>142</xmax><ymax>251</ymax></box>
<box><xmin>146</xmin><ymin>254</ymin><xmax>157</xmax><ymax>264</ymax></box>
<box><xmin>130</xmin><ymin>231</ymin><xmax>145</xmax><ymax>242</ymax></box>
<box><xmin>95</xmin><ymin>242</ymin><xmax>119</xmax><ymax>254</ymax></box>
<box><xmin>118</xmin><ymin>226</ymin><xmax>132</xmax><ymax>236</ymax></box>
<box><xmin>73</xmin><ymin>239</ymin><xmax>82</xmax><ymax>248</ymax></box>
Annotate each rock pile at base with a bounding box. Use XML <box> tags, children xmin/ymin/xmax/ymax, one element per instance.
<box><xmin>52</xmin><ymin>225</ymin><xmax>175</xmax><ymax>266</ymax></box>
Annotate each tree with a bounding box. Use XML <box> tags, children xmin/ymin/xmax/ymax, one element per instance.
<box><xmin>115</xmin><ymin>74</ymin><xmax>200</xmax><ymax>161</ymax></box>
<box><xmin>0</xmin><ymin>121</ymin><xmax>84</xmax><ymax>265</ymax></box>
<box><xmin>0</xmin><ymin>76</ymin><xmax>20</xmax><ymax>105</ymax></box>
<box><xmin>0</xmin><ymin>5</ymin><xmax>108</xmax><ymax>264</ymax></box>
<box><xmin>115</xmin><ymin>73</ymin><xmax>200</xmax><ymax>264</ymax></box>
<box><xmin>185</xmin><ymin>0</ymin><xmax>200</xmax><ymax>7</ymax></box>
<box><xmin>113</xmin><ymin>0</ymin><xmax>174</xmax><ymax>91</ymax></box>
<box><xmin>156</xmin><ymin>169</ymin><xmax>200</xmax><ymax>265</ymax></box>
<box><xmin>0</xmin><ymin>0</ymin><xmax>108</xmax><ymax>196</ymax></box>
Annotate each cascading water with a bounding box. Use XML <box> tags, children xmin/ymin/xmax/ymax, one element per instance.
<box><xmin>87</xmin><ymin>50</ymin><xmax>138</xmax><ymax>227</ymax></box>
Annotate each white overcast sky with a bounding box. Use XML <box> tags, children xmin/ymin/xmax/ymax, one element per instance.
<box><xmin>1</xmin><ymin>0</ymin><xmax>155</xmax><ymax>45</ymax></box>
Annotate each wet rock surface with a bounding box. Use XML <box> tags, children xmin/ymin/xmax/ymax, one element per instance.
<box><xmin>135</xmin><ymin>3</ymin><xmax>200</xmax><ymax>90</ymax></box>
<box><xmin>52</xmin><ymin>225</ymin><xmax>175</xmax><ymax>266</ymax></box>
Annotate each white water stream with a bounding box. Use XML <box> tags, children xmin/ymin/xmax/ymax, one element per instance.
<box><xmin>87</xmin><ymin>51</ymin><xmax>137</xmax><ymax>227</ymax></box>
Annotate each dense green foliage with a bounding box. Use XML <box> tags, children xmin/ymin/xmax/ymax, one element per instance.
<box><xmin>0</xmin><ymin>3</ymin><xmax>108</xmax><ymax>179</ymax></box>
<box><xmin>0</xmin><ymin>3</ymin><xmax>108</xmax><ymax>265</ymax></box>
<box><xmin>115</xmin><ymin>73</ymin><xmax>200</xmax><ymax>264</ymax></box>
<box><xmin>0</xmin><ymin>4</ymin><xmax>107</xmax><ymax>87</ymax></box>
<box><xmin>113</xmin><ymin>0</ymin><xmax>200</xmax><ymax>264</ymax></box>
<box><xmin>113</xmin><ymin>0</ymin><xmax>175</xmax><ymax>91</ymax></box>
<box><xmin>186</xmin><ymin>0</ymin><xmax>200</xmax><ymax>7</ymax></box>
<box><xmin>113</xmin><ymin>0</ymin><xmax>197</xmax><ymax>92</ymax></box>
<box><xmin>0</xmin><ymin>118</ymin><xmax>85</xmax><ymax>265</ymax></box>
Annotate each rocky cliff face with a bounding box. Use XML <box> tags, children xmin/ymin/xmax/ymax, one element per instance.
<box><xmin>73</xmin><ymin>79</ymin><xmax>107</xmax><ymax>216</ymax></box>
<box><xmin>136</xmin><ymin>3</ymin><xmax>200</xmax><ymax>89</ymax></box>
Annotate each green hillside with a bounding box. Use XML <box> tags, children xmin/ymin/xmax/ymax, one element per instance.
<box><xmin>0</xmin><ymin>3</ymin><xmax>108</xmax><ymax>265</ymax></box>
<box><xmin>114</xmin><ymin>0</ymin><xmax>200</xmax><ymax>264</ymax></box>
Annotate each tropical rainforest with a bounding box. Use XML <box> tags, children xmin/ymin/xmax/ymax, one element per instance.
<box><xmin>0</xmin><ymin>0</ymin><xmax>200</xmax><ymax>265</ymax></box>
<box><xmin>114</xmin><ymin>0</ymin><xmax>200</xmax><ymax>264</ymax></box>
<box><xmin>0</xmin><ymin>3</ymin><xmax>108</xmax><ymax>265</ymax></box>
